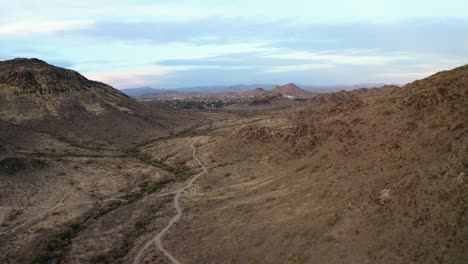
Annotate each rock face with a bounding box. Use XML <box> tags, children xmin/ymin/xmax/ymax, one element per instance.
<box><xmin>272</xmin><ymin>83</ymin><xmax>309</xmax><ymax>96</ymax></box>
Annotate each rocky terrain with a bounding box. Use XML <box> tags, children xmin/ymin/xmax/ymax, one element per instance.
<box><xmin>0</xmin><ymin>59</ymin><xmax>232</xmax><ymax>264</ymax></box>
<box><xmin>302</xmin><ymin>85</ymin><xmax>398</xmax><ymax>110</ymax></box>
<box><xmin>0</xmin><ymin>59</ymin><xmax>466</xmax><ymax>264</ymax></box>
<box><xmin>168</xmin><ymin>65</ymin><xmax>466</xmax><ymax>263</ymax></box>
<box><xmin>272</xmin><ymin>83</ymin><xmax>312</xmax><ymax>97</ymax></box>
<box><xmin>0</xmin><ymin>58</ymin><xmax>198</xmax><ymax>147</ymax></box>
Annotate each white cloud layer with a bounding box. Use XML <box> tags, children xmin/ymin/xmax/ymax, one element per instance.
<box><xmin>0</xmin><ymin>20</ymin><xmax>94</xmax><ymax>35</ymax></box>
<box><xmin>0</xmin><ymin>1</ymin><xmax>467</xmax><ymax>87</ymax></box>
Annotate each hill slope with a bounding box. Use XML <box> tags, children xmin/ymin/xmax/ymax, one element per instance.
<box><xmin>0</xmin><ymin>58</ymin><xmax>193</xmax><ymax>146</ymax></box>
<box><xmin>165</xmin><ymin>65</ymin><xmax>467</xmax><ymax>263</ymax></box>
<box><xmin>305</xmin><ymin>85</ymin><xmax>399</xmax><ymax>110</ymax></box>
<box><xmin>272</xmin><ymin>83</ymin><xmax>310</xmax><ymax>96</ymax></box>
<box><xmin>239</xmin><ymin>88</ymin><xmax>272</xmax><ymax>97</ymax></box>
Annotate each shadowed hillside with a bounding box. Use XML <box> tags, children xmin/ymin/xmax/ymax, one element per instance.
<box><xmin>0</xmin><ymin>58</ymin><xmax>198</xmax><ymax>147</ymax></box>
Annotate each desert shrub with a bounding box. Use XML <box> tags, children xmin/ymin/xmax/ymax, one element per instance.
<box><xmin>89</xmin><ymin>253</ymin><xmax>107</xmax><ymax>263</ymax></box>
<box><xmin>7</xmin><ymin>209</ymin><xmax>23</xmax><ymax>221</ymax></box>
<box><xmin>33</xmin><ymin>220</ymin><xmax>91</xmax><ymax>264</ymax></box>
<box><xmin>134</xmin><ymin>218</ymin><xmax>150</xmax><ymax>230</ymax></box>
<box><xmin>327</xmin><ymin>213</ymin><xmax>338</xmax><ymax>226</ymax></box>
<box><xmin>288</xmin><ymin>255</ymin><xmax>303</xmax><ymax>264</ymax></box>
<box><xmin>324</xmin><ymin>235</ymin><xmax>336</xmax><ymax>243</ymax></box>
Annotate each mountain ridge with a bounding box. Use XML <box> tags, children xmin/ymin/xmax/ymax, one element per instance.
<box><xmin>272</xmin><ymin>83</ymin><xmax>310</xmax><ymax>96</ymax></box>
<box><xmin>0</xmin><ymin>58</ymin><xmax>196</xmax><ymax>146</ymax></box>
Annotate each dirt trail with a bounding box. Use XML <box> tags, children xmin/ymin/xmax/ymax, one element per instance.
<box><xmin>134</xmin><ymin>139</ymin><xmax>207</xmax><ymax>264</ymax></box>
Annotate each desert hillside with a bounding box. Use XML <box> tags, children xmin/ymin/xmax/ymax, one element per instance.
<box><xmin>2</xmin><ymin>0</ymin><xmax>466</xmax><ymax>263</ymax></box>
<box><xmin>161</xmin><ymin>65</ymin><xmax>467</xmax><ymax>263</ymax></box>
<box><xmin>0</xmin><ymin>62</ymin><xmax>466</xmax><ymax>264</ymax></box>
<box><xmin>0</xmin><ymin>59</ymin><xmax>229</xmax><ymax>264</ymax></box>
<box><xmin>0</xmin><ymin>58</ymin><xmax>199</xmax><ymax>147</ymax></box>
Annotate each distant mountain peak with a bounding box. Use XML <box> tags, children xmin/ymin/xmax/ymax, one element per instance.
<box><xmin>272</xmin><ymin>83</ymin><xmax>309</xmax><ymax>96</ymax></box>
<box><xmin>240</xmin><ymin>87</ymin><xmax>271</xmax><ymax>97</ymax></box>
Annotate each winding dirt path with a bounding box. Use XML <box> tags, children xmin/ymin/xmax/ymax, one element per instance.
<box><xmin>134</xmin><ymin>139</ymin><xmax>207</xmax><ymax>264</ymax></box>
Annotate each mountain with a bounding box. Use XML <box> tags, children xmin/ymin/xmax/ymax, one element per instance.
<box><xmin>138</xmin><ymin>87</ymin><xmax>273</xmax><ymax>100</ymax></box>
<box><xmin>0</xmin><ymin>58</ymin><xmax>192</xmax><ymax>146</ymax></box>
<box><xmin>125</xmin><ymin>84</ymin><xmax>278</xmax><ymax>95</ymax></box>
<box><xmin>124</xmin><ymin>83</ymin><xmax>399</xmax><ymax>97</ymax></box>
<box><xmin>272</xmin><ymin>83</ymin><xmax>310</xmax><ymax>96</ymax></box>
<box><xmin>200</xmin><ymin>65</ymin><xmax>467</xmax><ymax>263</ymax></box>
<box><xmin>301</xmin><ymin>83</ymin><xmax>399</xmax><ymax>93</ymax></box>
<box><xmin>139</xmin><ymin>90</ymin><xmax>203</xmax><ymax>100</ymax></box>
<box><xmin>239</xmin><ymin>88</ymin><xmax>272</xmax><ymax>97</ymax></box>
<box><xmin>305</xmin><ymin>85</ymin><xmax>399</xmax><ymax>110</ymax></box>
<box><xmin>0</xmin><ymin>58</ymin><xmax>133</xmax><ymax>116</ymax></box>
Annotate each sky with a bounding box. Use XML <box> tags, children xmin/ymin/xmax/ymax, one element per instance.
<box><xmin>1</xmin><ymin>0</ymin><xmax>467</xmax><ymax>89</ymax></box>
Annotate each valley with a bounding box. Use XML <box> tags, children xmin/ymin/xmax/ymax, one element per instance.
<box><xmin>0</xmin><ymin>107</ymin><xmax>275</xmax><ymax>263</ymax></box>
<box><xmin>0</xmin><ymin>59</ymin><xmax>466</xmax><ymax>264</ymax></box>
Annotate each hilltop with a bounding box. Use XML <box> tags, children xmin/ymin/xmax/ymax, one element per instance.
<box><xmin>272</xmin><ymin>83</ymin><xmax>311</xmax><ymax>96</ymax></box>
<box><xmin>0</xmin><ymin>58</ymin><xmax>197</xmax><ymax>146</ymax></box>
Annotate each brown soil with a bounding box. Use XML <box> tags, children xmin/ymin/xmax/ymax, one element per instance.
<box><xmin>162</xmin><ymin>66</ymin><xmax>467</xmax><ymax>264</ymax></box>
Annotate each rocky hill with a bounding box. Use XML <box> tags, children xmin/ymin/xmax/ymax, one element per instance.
<box><xmin>272</xmin><ymin>83</ymin><xmax>310</xmax><ymax>96</ymax></box>
<box><xmin>305</xmin><ymin>85</ymin><xmax>399</xmax><ymax>110</ymax></box>
<box><xmin>0</xmin><ymin>58</ymin><xmax>193</xmax><ymax>146</ymax></box>
<box><xmin>239</xmin><ymin>88</ymin><xmax>272</xmax><ymax>97</ymax></box>
<box><xmin>208</xmin><ymin>65</ymin><xmax>468</xmax><ymax>263</ymax></box>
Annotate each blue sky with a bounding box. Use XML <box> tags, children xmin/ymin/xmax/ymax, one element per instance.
<box><xmin>1</xmin><ymin>0</ymin><xmax>467</xmax><ymax>89</ymax></box>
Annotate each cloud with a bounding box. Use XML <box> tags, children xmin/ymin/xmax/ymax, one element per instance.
<box><xmin>66</xmin><ymin>18</ymin><xmax>283</xmax><ymax>44</ymax></box>
<box><xmin>377</xmin><ymin>72</ymin><xmax>435</xmax><ymax>78</ymax></box>
<box><xmin>264</xmin><ymin>64</ymin><xmax>333</xmax><ymax>73</ymax></box>
<box><xmin>63</xmin><ymin>17</ymin><xmax>468</xmax><ymax>57</ymax></box>
<box><xmin>83</xmin><ymin>69</ymin><xmax>169</xmax><ymax>88</ymax></box>
<box><xmin>1</xmin><ymin>2</ymin><xmax>466</xmax><ymax>88</ymax></box>
<box><xmin>266</xmin><ymin>51</ymin><xmax>408</xmax><ymax>65</ymax></box>
<box><xmin>0</xmin><ymin>20</ymin><xmax>94</xmax><ymax>35</ymax></box>
<box><xmin>30</xmin><ymin>16</ymin><xmax>466</xmax><ymax>78</ymax></box>
<box><xmin>267</xmin><ymin>19</ymin><xmax>468</xmax><ymax>57</ymax></box>
<box><xmin>157</xmin><ymin>52</ymin><xmax>288</xmax><ymax>68</ymax></box>
<box><xmin>155</xmin><ymin>49</ymin><xmax>408</xmax><ymax>75</ymax></box>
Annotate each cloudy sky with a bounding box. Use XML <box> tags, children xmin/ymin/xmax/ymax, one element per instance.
<box><xmin>1</xmin><ymin>0</ymin><xmax>467</xmax><ymax>89</ymax></box>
